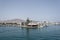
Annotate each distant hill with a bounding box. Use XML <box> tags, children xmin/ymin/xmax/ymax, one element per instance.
<box><xmin>0</xmin><ymin>19</ymin><xmax>25</xmax><ymax>23</ymax></box>
<box><xmin>0</xmin><ymin>19</ymin><xmax>40</xmax><ymax>23</ymax></box>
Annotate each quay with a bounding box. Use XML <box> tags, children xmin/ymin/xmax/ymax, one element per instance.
<box><xmin>0</xmin><ymin>18</ymin><xmax>51</xmax><ymax>28</ymax></box>
<box><xmin>0</xmin><ymin>21</ymin><xmax>48</xmax><ymax>28</ymax></box>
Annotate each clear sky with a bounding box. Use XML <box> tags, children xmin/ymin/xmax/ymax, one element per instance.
<box><xmin>0</xmin><ymin>0</ymin><xmax>60</xmax><ymax>21</ymax></box>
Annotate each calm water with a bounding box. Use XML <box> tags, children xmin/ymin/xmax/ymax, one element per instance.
<box><xmin>0</xmin><ymin>25</ymin><xmax>60</xmax><ymax>40</ymax></box>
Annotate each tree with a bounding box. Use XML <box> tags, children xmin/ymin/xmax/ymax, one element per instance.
<box><xmin>21</xmin><ymin>22</ymin><xmax>24</xmax><ymax>26</ymax></box>
<box><xmin>25</xmin><ymin>18</ymin><xmax>30</xmax><ymax>25</ymax></box>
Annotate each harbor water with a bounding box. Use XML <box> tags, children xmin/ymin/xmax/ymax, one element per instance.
<box><xmin>0</xmin><ymin>25</ymin><xmax>60</xmax><ymax>40</ymax></box>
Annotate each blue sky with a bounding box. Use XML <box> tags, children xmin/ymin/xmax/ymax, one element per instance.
<box><xmin>0</xmin><ymin>0</ymin><xmax>60</xmax><ymax>21</ymax></box>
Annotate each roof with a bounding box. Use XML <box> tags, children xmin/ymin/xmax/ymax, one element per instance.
<box><xmin>28</xmin><ymin>22</ymin><xmax>38</xmax><ymax>25</ymax></box>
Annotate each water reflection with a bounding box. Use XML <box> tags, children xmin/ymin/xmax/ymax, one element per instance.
<box><xmin>24</xmin><ymin>26</ymin><xmax>48</xmax><ymax>40</ymax></box>
<box><xmin>26</xmin><ymin>28</ymin><xmax>30</xmax><ymax>40</ymax></box>
<box><xmin>0</xmin><ymin>25</ymin><xmax>60</xmax><ymax>40</ymax></box>
<box><xmin>21</xmin><ymin>27</ymin><xmax>31</xmax><ymax>40</ymax></box>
